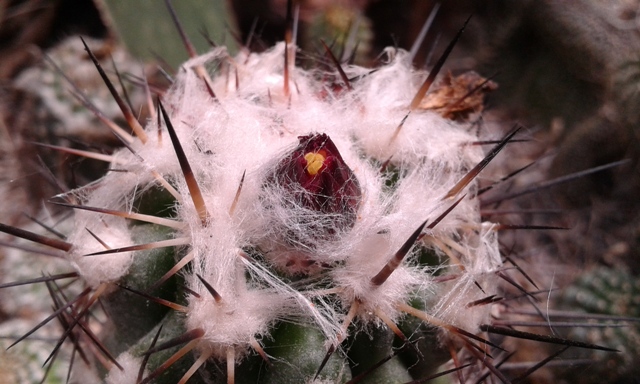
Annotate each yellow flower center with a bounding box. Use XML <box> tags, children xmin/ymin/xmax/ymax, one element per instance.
<box><xmin>304</xmin><ymin>152</ymin><xmax>326</xmax><ymax>176</ymax></box>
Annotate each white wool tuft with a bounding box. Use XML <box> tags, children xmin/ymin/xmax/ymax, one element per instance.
<box><xmin>105</xmin><ymin>352</ymin><xmax>143</xmax><ymax>384</ymax></box>
<box><xmin>66</xmin><ymin>212</ymin><xmax>133</xmax><ymax>288</ymax></box>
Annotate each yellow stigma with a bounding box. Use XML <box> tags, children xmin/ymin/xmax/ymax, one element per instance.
<box><xmin>304</xmin><ymin>152</ymin><xmax>326</xmax><ymax>176</ymax></box>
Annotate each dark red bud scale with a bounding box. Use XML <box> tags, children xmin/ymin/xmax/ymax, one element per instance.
<box><xmin>266</xmin><ymin>133</ymin><xmax>362</xmax><ymax>246</ymax></box>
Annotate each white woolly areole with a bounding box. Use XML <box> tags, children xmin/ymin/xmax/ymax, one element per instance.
<box><xmin>66</xmin><ymin>42</ymin><xmax>502</xmax><ymax>361</ymax></box>
<box><xmin>66</xmin><ymin>211</ymin><xmax>133</xmax><ymax>288</ymax></box>
<box><xmin>105</xmin><ymin>352</ymin><xmax>142</xmax><ymax>384</ymax></box>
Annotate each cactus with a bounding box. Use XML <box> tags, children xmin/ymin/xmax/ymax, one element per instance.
<box><xmin>556</xmin><ymin>266</ymin><xmax>640</xmax><ymax>383</ymax></box>
<box><xmin>0</xmin><ymin>3</ymin><xmax>631</xmax><ymax>384</ymax></box>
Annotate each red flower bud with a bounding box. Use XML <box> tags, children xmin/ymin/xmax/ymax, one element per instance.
<box><xmin>266</xmin><ymin>133</ymin><xmax>361</xmax><ymax>246</ymax></box>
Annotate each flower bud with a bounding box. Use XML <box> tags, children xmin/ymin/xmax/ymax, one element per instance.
<box><xmin>266</xmin><ymin>133</ymin><xmax>361</xmax><ymax>248</ymax></box>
